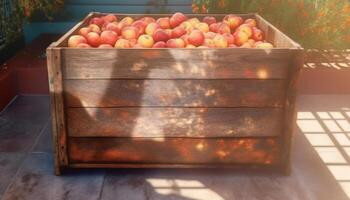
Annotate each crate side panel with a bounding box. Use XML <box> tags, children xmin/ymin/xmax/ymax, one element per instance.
<box><xmin>68</xmin><ymin>137</ymin><xmax>280</xmax><ymax>164</ymax></box>
<box><xmin>66</xmin><ymin>107</ymin><xmax>283</xmax><ymax>137</ymax></box>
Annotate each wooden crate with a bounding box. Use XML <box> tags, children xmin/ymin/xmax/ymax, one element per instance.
<box><xmin>47</xmin><ymin>12</ymin><xmax>303</xmax><ymax>175</ymax></box>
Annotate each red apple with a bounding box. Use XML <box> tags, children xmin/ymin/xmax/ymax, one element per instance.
<box><xmin>132</xmin><ymin>20</ymin><xmax>148</xmax><ymax>35</ymax></box>
<box><xmin>156</xmin><ymin>17</ymin><xmax>171</xmax><ymax>29</ymax></box>
<box><xmin>244</xmin><ymin>18</ymin><xmax>257</xmax><ymax>27</ymax></box>
<box><xmin>171</xmin><ymin>26</ymin><xmax>186</xmax><ymax>38</ymax></box>
<box><xmin>103</xmin><ymin>14</ymin><xmax>117</xmax><ymax>23</ymax></box>
<box><xmin>180</xmin><ymin>34</ymin><xmax>189</xmax><ymax>45</ymax></box>
<box><xmin>121</xmin><ymin>26</ymin><xmax>139</xmax><ymax>40</ymax></box>
<box><xmin>188</xmin><ymin>30</ymin><xmax>205</xmax><ymax>46</ymax></box>
<box><xmin>105</xmin><ymin>22</ymin><xmax>119</xmax><ymax>33</ymax></box>
<box><xmin>115</xmin><ymin>22</ymin><xmax>127</xmax><ymax>35</ymax></box>
<box><xmin>89</xmin><ymin>17</ymin><xmax>105</xmax><ymax>27</ymax></box>
<box><xmin>68</xmin><ymin>35</ymin><xmax>87</xmax><ymax>47</ymax></box>
<box><xmin>86</xmin><ymin>32</ymin><xmax>101</xmax><ymax>47</ymax></box>
<box><xmin>252</xmin><ymin>27</ymin><xmax>264</xmax><ymax>41</ymax></box>
<box><xmin>223</xmin><ymin>14</ymin><xmax>243</xmax><ymax>30</ymax></box>
<box><xmin>203</xmin><ymin>16</ymin><xmax>216</xmax><ymax>25</ymax></box>
<box><xmin>137</xmin><ymin>34</ymin><xmax>154</xmax><ymax>48</ymax></box>
<box><xmin>79</xmin><ymin>27</ymin><xmax>91</xmax><ymax>38</ymax></box>
<box><xmin>217</xmin><ymin>23</ymin><xmax>231</xmax><ymax>34</ymax></box>
<box><xmin>222</xmin><ymin>33</ymin><xmax>235</xmax><ymax>45</ymax></box>
<box><xmin>152</xmin><ymin>29</ymin><xmax>170</xmax><ymax>42</ymax></box>
<box><xmin>152</xmin><ymin>41</ymin><xmax>167</xmax><ymax>48</ymax></box>
<box><xmin>186</xmin><ymin>44</ymin><xmax>196</xmax><ymax>48</ymax></box>
<box><xmin>100</xmin><ymin>30</ymin><xmax>118</xmax><ymax>46</ymax></box>
<box><xmin>209</xmin><ymin>23</ymin><xmax>219</xmax><ymax>33</ymax></box>
<box><xmin>166</xmin><ymin>38</ymin><xmax>186</xmax><ymax>48</ymax></box>
<box><xmin>141</xmin><ymin>17</ymin><xmax>156</xmax><ymax>24</ymax></box>
<box><xmin>170</xmin><ymin>12</ymin><xmax>187</xmax><ymax>28</ymax></box>
<box><xmin>114</xmin><ymin>38</ymin><xmax>132</xmax><ymax>48</ymax></box>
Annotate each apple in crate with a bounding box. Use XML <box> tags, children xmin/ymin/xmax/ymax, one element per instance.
<box><xmin>167</xmin><ymin>38</ymin><xmax>186</xmax><ymax>48</ymax></box>
<box><xmin>152</xmin><ymin>29</ymin><xmax>170</xmax><ymax>42</ymax></box>
<box><xmin>68</xmin><ymin>35</ymin><xmax>87</xmax><ymax>47</ymax></box>
<box><xmin>188</xmin><ymin>30</ymin><xmax>205</xmax><ymax>47</ymax></box>
<box><xmin>170</xmin><ymin>12</ymin><xmax>187</xmax><ymax>28</ymax></box>
<box><xmin>157</xmin><ymin>17</ymin><xmax>171</xmax><ymax>29</ymax></box>
<box><xmin>100</xmin><ymin>30</ymin><xmax>118</xmax><ymax>46</ymax></box>
<box><xmin>137</xmin><ymin>34</ymin><xmax>154</xmax><ymax>48</ymax></box>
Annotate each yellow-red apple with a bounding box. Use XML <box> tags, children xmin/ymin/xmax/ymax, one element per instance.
<box><xmin>237</xmin><ymin>24</ymin><xmax>253</xmax><ymax>38</ymax></box>
<box><xmin>180</xmin><ymin>21</ymin><xmax>194</xmax><ymax>32</ymax></box>
<box><xmin>217</xmin><ymin>23</ymin><xmax>231</xmax><ymax>34</ymax></box>
<box><xmin>205</xmin><ymin>32</ymin><xmax>216</xmax><ymax>39</ymax></box>
<box><xmin>223</xmin><ymin>14</ymin><xmax>243</xmax><ymax>30</ymax></box>
<box><xmin>188</xmin><ymin>18</ymin><xmax>200</xmax><ymax>26</ymax></box>
<box><xmin>244</xmin><ymin>18</ymin><xmax>257</xmax><ymax>27</ymax></box>
<box><xmin>121</xmin><ymin>26</ymin><xmax>139</xmax><ymax>40</ymax></box>
<box><xmin>86</xmin><ymin>32</ymin><xmax>101</xmax><ymax>47</ymax></box>
<box><xmin>98</xmin><ymin>44</ymin><xmax>113</xmax><ymax>48</ymax></box>
<box><xmin>195</xmin><ymin>22</ymin><xmax>209</xmax><ymax>33</ymax></box>
<box><xmin>76</xmin><ymin>43</ymin><xmax>91</xmax><ymax>48</ymax></box>
<box><xmin>120</xmin><ymin>17</ymin><xmax>134</xmax><ymax>26</ymax></box>
<box><xmin>166</xmin><ymin>38</ymin><xmax>185</xmax><ymax>48</ymax></box>
<box><xmin>234</xmin><ymin>31</ymin><xmax>249</xmax><ymax>46</ymax></box>
<box><xmin>79</xmin><ymin>27</ymin><xmax>91</xmax><ymax>38</ymax></box>
<box><xmin>132</xmin><ymin>20</ymin><xmax>148</xmax><ymax>35</ymax></box>
<box><xmin>145</xmin><ymin>22</ymin><xmax>160</xmax><ymax>36</ymax></box>
<box><xmin>203</xmin><ymin>38</ymin><xmax>215</xmax><ymax>48</ymax></box>
<box><xmin>141</xmin><ymin>17</ymin><xmax>156</xmax><ymax>24</ymax></box>
<box><xmin>114</xmin><ymin>39</ymin><xmax>132</xmax><ymax>48</ymax></box>
<box><xmin>88</xmin><ymin>24</ymin><xmax>101</xmax><ymax>34</ymax></box>
<box><xmin>255</xmin><ymin>42</ymin><xmax>274</xmax><ymax>49</ymax></box>
<box><xmin>137</xmin><ymin>34</ymin><xmax>154</xmax><ymax>48</ymax></box>
<box><xmin>105</xmin><ymin>22</ymin><xmax>119</xmax><ymax>34</ymax></box>
<box><xmin>186</xmin><ymin>44</ymin><xmax>196</xmax><ymax>48</ymax></box>
<box><xmin>68</xmin><ymin>35</ymin><xmax>87</xmax><ymax>47</ymax></box>
<box><xmin>213</xmin><ymin>34</ymin><xmax>228</xmax><ymax>48</ymax></box>
<box><xmin>103</xmin><ymin>14</ymin><xmax>117</xmax><ymax>23</ymax></box>
<box><xmin>156</xmin><ymin>17</ymin><xmax>171</xmax><ymax>29</ymax></box>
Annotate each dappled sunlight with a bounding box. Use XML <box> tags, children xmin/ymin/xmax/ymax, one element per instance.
<box><xmin>146</xmin><ymin>178</ymin><xmax>225</xmax><ymax>200</ymax></box>
<box><xmin>304</xmin><ymin>49</ymin><xmax>350</xmax><ymax>70</ymax></box>
<box><xmin>297</xmin><ymin>110</ymin><xmax>350</xmax><ymax>198</ymax></box>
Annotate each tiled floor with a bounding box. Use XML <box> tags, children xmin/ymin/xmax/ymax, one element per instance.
<box><xmin>0</xmin><ymin>95</ymin><xmax>349</xmax><ymax>200</ymax></box>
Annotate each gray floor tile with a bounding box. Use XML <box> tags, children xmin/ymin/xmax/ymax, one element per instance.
<box><xmin>0</xmin><ymin>153</ymin><xmax>26</xmax><ymax>198</ymax></box>
<box><xmin>2</xmin><ymin>153</ymin><xmax>105</xmax><ymax>200</ymax></box>
<box><xmin>32</xmin><ymin>122</ymin><xmax>53</xmax><ymax>153</ymax></box>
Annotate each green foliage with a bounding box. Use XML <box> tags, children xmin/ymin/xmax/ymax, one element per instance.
<box><xmin>193</xmin><ymin>0</ymin><xmax>350</xmax><ymax>49</ymax></box>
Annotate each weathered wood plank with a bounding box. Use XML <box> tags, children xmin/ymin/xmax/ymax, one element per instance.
<box><xmin>62</xmin><ymin>48</ymin><xmax>291</xmax><ymax>79</ymax></box>
<box><xmin>47</xmin><ymin>48</ymin><xmax>68</xmax><ymax>172</ymax></box>
<box><xmin>67</xmin><ymin>108</ymin><xmax>283</xmax><ymax>137</ymax></box>
<box><xmin>280</xmin><ymin>49</ymin><xmax>304</xmax><ymax>174</ymax></box>
<box><xmin>68</xmin><ymin>137</ymin><xmax>280</xmax><ymax>164</ymax></box>
<box><xmin>64</xmin><ymin>79</ymin><xmax>287</xmax><ymax>107</ymax></box>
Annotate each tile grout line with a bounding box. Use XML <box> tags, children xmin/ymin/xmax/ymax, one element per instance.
<box><xmin>29</xmin><ymin>119</ymin><xmax>50</xmax><ymax>153</ymax></box>
<box><xmin>97</xmin><ymin>170</ymin><xmax>107</xmax><ymax>200</ymax></box>
<box><xmin>0</xmin><ymin>118</ymin><xmax>50</xmax><ymax>200</ymax></box>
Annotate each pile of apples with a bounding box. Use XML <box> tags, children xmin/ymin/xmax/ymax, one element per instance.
<box><xmin>68</xmin><ymin>12</ymin><xmax>274</xmax><ymax>49</ymax></box>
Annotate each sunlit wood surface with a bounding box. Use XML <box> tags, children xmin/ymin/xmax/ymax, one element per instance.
<box><xmin>0</xmin><ymin>95</ymin><xmax>349</xmax><ymax>200</ymax></box>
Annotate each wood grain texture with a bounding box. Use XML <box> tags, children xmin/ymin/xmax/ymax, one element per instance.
<box><xmin>67</xmin><ymin>108</ymin><xmax>283</xmax><ymax>137</ymax></box>
<box><xmin>64</xmin><ymin>79</ymin><xmax>287</xmax><ymax>108</ymax></box>
<box><xmin>47</xmin><ymin>48</ymin><xmax>68</xmax><ymax>171</ymax></box>
<box><xmin>68</xmin><ymin>137</ymin><xmax>280</xmax><ymax>164</ymax></box>
<box><xmin>61</xmin><ymin>48</ymin><xmax>291</xmax><ymax>79</ymax></box>
<box><xmin>280</xmin><ymin>49</ymin><xmax>304</xmax><ymax>174</ymax></box>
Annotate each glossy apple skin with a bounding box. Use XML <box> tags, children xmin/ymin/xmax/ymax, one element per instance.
<box><xmin>103</xmin><ymin>14</ymin><xmax>117</xmax><ymax>23</ymax></box>
<box><xmin>188</xmin><ymin>30</ymin><xmax>205</xmax><ymax>47</ymax></box>
<box><xmin>100</xmin><ymin>30</ymin><xmax>119</xmax><ymax>46</ymax></box>
<box><xmin>171</xmin><ymin>26</ymin><xmax>186</xmax><ymax>38</ymax></box>
<box><xmin>145</xmin><ymin>22</ymin><xmax>160</xmax><ymax>36</ymax></box>
<box><xmin>152</xmin><ymin>29</ymin><xmax>170</xmax><ymax>42</ymax></box>
<box><xmin>223</xmin><ymin>14</ymin><xmax>243</xmax><ymax>30</ymax></box>
<box><xmin>76</xmin><ymin>43</ymin><xmax>91</xmax><ymax>48</ymax></box>
<box><xmin>86</xmin><ymin>32</ymin><xmax>101</xmax><ymax>47</ymax></box>
<box><xmin>170</xmin><ymin>12</ymin><xmax>187</xmax><ymax>28</ymax></box>
<box><xmin>233</xmin><ymin>31</ymin><xmax>249</xmax><ymax>46</ymax></box>
<box><xmin>213</xmin><ymin>34</ymin><xmax>228</xmax><ymax>48</ymax></box>
<box><xmin>79</xmin><ymin>27</ymin><xmax>91</xmax><ymax>38</ymax></box>
<box><xmin>252</xmin><ymin>27</ymin><xmax>264</xmax><ymax>41</ymax></box>
<box><xmin>132</xmin><ymin>20</ymin><xmax>148</xmax><ymax>35</ymax></box>
<box><xmin>157</xmin><ymin>17</ymin><xmax>171</xmax><ymax>29</ymax></box>
<box><xmin>89</xmin><ymin>17</ymin><xmax>105</xmax><ymax>27</ymax></box>
<box><xmin>137</xmin><ymin>34</ymin><xmax>154</xmax><ymax>48</ymax></box>
<box><xmin>88</xmin><ymin>24</ymin><xmax>101</xmax><ymax>34</ymax></box>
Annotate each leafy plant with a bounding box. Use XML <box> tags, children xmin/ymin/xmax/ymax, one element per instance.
<box><xmin>193</xmin><ymin>0</ymin><xmax>350</xmax><ymax>49</ymax></box>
